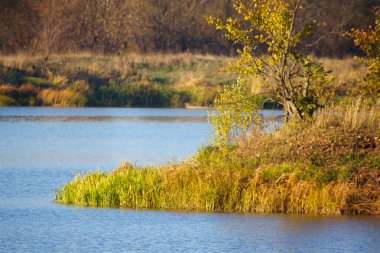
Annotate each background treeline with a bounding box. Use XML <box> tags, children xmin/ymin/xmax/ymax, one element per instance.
<box><xmin>1</xmin><ymin>0</ymin><xmax>379</xmax><ymax>56</ymax></box>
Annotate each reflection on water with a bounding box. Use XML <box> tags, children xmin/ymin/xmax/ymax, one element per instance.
<box><xmin>0</xmin><ymin>107</ymin><xmax>379</xmax><ymax>252</ymax></box>
<box><xmin>0</xmin><ymin>107</ymin><xmax>284</xmax><ymax>123</ymax></box>
<box><xmin>0</xmin><ymin>115</ymin><xmax>208</xmax><ymax>122</ymax></box>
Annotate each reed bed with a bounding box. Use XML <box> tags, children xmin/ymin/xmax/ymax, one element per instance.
<box><xmin>56</xmin><ymin>165</ymin><xmax>357</xmax><ymax>215</ymax></box>
<box><xmin>56</xmin><ymin>163</ymin><xmax>379</xmax><ymax>215</ymax></box>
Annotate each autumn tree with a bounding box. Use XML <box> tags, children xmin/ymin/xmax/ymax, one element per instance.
<box><xmin>73</xmin><ymin>0</ymin><xmax>131</xmax><ymax>53</ymax></box>
<box><xmin>30</xmin><ymin>0</ymin><xmax>80</xmax><ymax>65</ymax></box>
<box><xmin>346</xmin><ymin>9</ymin><xmax>380</xmax><ymax>97</ymax></box>
<box><xmin>130</xmin><ymin>0</ymin><xmax>227</xmax><ymax>53</ymax></box>
<box><xmin>209</xmin><ymin>0</ymin><xmax>333</xmax><ymax>121</ymax></box>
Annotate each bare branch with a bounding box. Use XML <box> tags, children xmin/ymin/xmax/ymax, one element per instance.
<box><xmin>303</xmin><ymin>31</ymin><xmax>341</xmax><ymax>48</ymax></box>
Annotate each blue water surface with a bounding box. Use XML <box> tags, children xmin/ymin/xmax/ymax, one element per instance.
<box><xmin>0</xmin><ymin>107</ymin><xmax>379</xmax><ymax>253</ymax></box>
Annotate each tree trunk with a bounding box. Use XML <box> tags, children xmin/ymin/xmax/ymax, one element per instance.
<box><xmin>284</xmin><ymin>100</ymin><xmax>303</xmax><ymax>122</ymax></box>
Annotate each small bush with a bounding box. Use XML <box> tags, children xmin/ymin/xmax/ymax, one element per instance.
<box><xmin>38</xmin><ymin>88</ymin><xmax>87</xmax><ymax>107</ymax></box>
<box><xmin>18</xmin><ymin>83</ymin><xmax>38</xmax><ymax>95</ymax></box>
<box><xmin>209</xmin><ymin>78</ymin><xmax>262</xmax><ymax>146</ymax></box>
<box><xmin>0</xmin><ymin>95</ymin><xmax>16</xmax><ymax>106</ymax></box>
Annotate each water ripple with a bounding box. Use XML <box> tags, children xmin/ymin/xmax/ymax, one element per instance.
<box><xmin>0</xmin><ymin>115</ymin><xmax>208</xmax><ymax>122</ymax></box>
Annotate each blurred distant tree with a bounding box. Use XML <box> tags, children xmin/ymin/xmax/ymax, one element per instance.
<box><xmin>307</xmin><ymin>0</ymin><xmax>380</xmax><ymax>56</ymax></box>
<box><xmin>32</xmin><ymin>0</ymin><xmax>79</xmax><ymax>63</ymax></box>
<box><xmin>0</xmin><ymin>0</ymin><xmax>38</xmax><ymax>53</ymax></box>
<box><xmin>131</xmin><ymin>0</ymin><xmax>227</xmax><ymax>53</ymax></box>
<box><xmin>73</xmin><ymin>0</ymin><xmax>131</xmax><ymax>53</ymax></box>
<box><xmin>346</xmin><ymin>9</ymin><xmax>380</xmax><ymax>97</ymax></box>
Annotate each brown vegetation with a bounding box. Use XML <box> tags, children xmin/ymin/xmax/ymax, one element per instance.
<box><xmin>0</xmin><ymin>0</ymin><xmax>378</xmax><ymax>56</ymax></box>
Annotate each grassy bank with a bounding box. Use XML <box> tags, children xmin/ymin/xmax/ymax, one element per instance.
<box><xmin>0</xmin><ymin>53</ymin><xmax>235</xmax><ymax>107</ymax></box>
<box><xmin>0</xmin><ymin>53</ymin><xmax>368</xmax><ymax>107</ymax></box>
<box><xmin>55</xmin><ymin>101</ymin><xmax>380</xmax><ymax>215</ymax></box>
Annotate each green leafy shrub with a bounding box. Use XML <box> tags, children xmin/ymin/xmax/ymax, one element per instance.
<box><xmin>209</xmin><ymin>78</ymin><xmax>261</xmax><ymax>146</ymax></box>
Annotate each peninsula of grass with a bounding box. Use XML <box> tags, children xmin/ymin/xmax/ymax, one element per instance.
<box><xmin>55</xmin><ymin>101</ymin><xmax>380</xmax><ymax>215</ymax></box>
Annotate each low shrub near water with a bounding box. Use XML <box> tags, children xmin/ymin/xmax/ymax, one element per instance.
<box><xmin>56</xmin><ymin>102</ymin><xmax>380</xmax><ymax>215</ymax></box>
<box><xmin>0</xmin><ymin>94</ymin><xmax>16</xmax><ymax>106</ymax></box>
<box><xmin>38</xmin><ymin>88</ymin><xmax>87</xmax><ymax>107</ymax></box>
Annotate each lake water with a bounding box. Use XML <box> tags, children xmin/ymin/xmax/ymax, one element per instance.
<box><xmin>0</xmin><ymin>107</ymin><xmax>379</xmax><ymax>252</ymax></box>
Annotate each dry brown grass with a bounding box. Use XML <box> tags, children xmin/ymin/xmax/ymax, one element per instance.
<box><xmin>318</xmin><ymin>57</ymin><xmax>367</xmax><ymax>96</ymax></box>
<box><xmin>314</xmin><ymin>98</ymin><xmax>380</xmax><ymax>130</ymax></box>
<box><xmin>0</xmin><ymin>53</ymin><xmax>364</xmax><ymax>87</ymax></box>
<box><xmin>0</xmin><ymin>84</ymin><xmax>17</xmax><ymax>95</ymax></box>
<box><xmin>38</xmin><ymin>88</ymin><xmax>87</xmax><ymax>107</ymax></box>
